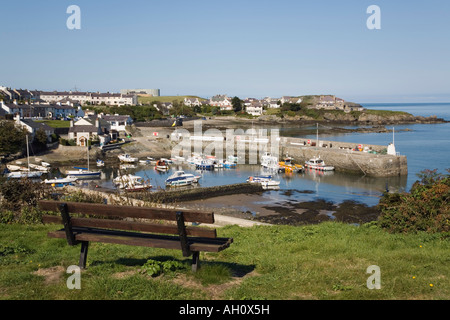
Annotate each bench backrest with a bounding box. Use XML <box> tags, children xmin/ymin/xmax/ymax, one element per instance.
<box><xmin>39</xmin><ymin>200</ymin><xmax>217</xmax><ymax>239</ymax></box>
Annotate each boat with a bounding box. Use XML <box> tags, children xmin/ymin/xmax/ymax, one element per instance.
<box><xmin>261</xmin><ymin>155</ymin><xmax>283</xmax><ymax>172</ymax></box>
<box><xmin>223</xmin><ymin>161</ymin><xmax>236</xmax><ymax>169</ymax></box>
<box><xmin>41</xmin><ymin>162</ymin><xmax>51</xmax><ymax>167</ymax></box>
<box><xmin>6</xmin><ymin>164</ymin><xmax>24</xmax><ymax>171</ymax></box>
<box><xmin>246</xmin><ymin>175</ymin><xmax>280</xmax><ymax>188</ymax></box>
<box><xmin>155</xmin><ymin>159</ymin><xmax>169</xmax><ymax>172</ymax></box>
<box><xmin>6</xmin><ymin>170</ymin><xmax>43</xmax><ymax>179</ymax></box>
<box><xmin>195</xmin><ymin>159</ymin><xmax>214</xmax><ymax>170</ymax></box>
<box><xmin>227</xmin><ymin>155</ymin><xmax>239</xmax><ymax>163</ymax></box>
<box><xmin>65</xmin><ymin>146</ymin><xmax>101</xmax><ymax>179</ymax></box>
<box><xmin>165</xmin><ymin>171</ymin><xmax>201</xmax><ymax>187</ymax></box>
<box><xmin>29</xmin><ymin>163</ymin><xmax>51</xmax><ymax>172</ymax></box>
<box><xmin>5</xmin><ymin>136</ymin><xmax>43</xmax><ymax>179</ymax></box>
<box><xmin>44</xmin><ymin>176</ymin><xmax>78</xmax><ymax>187</ymax></box>
<box><xmin>304</xmin><ymin>156</ymin><xmax>335</xmax><ymax>171</ymax></box>
<box><xmin>66</xmin><ymin>167</ymin><xmax>101</xmax><ymax>178</ymax></box>
<box><xmin>279</xmin><ymin>156</ymin><xmax>304</xmax><ymax>173</ymax></box>
<box><xmin>96</xmin><ymin>159</ymin><xmax>105</xmax><ymax>167</ymax></box>
<box><xmin>118</xmin><ymin>154</ymin><xmax>138</xmax><ymax>163</ymax></box>
<box><xmin>114</xmin><ymin>174</ymin><xmax>152</xmax><ymax>192</ymax></box>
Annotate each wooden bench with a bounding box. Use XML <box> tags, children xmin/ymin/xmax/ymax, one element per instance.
<box><xmin>39</xmin><ymin>200</ymin><xmax>233</xmax><ymax>272</ymax></box>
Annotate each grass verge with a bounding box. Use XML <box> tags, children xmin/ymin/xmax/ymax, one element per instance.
<box><xmin>0</xmin><ymin>222</ymin><xmax>448</xmax><ymax>300</ymax></box>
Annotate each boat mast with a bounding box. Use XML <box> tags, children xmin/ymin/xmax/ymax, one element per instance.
<box><xmin>316</xmin><ymin>123</ymin><xmax>319</xmax><ymax>147</ymax></box>
<box><xmin>26</xmin><ymin>135</ymin><xmax>30</xmax><ymax>170</ymax></box>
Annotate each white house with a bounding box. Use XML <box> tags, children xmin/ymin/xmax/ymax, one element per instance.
<box><xmin>68</xmin><ymin>117</ymin><xmax>111</xmax><ymax>147</ymax></box>
<box><xmin>246</xmin><ymin>102</ymin><xmax>264</xmax><ymax>116</ymax></box>
<box><xmin>209</xmin><ymin>95</ymin><xmax>233</xmax><ymax>111</ymax></box>
<box><xmin>183</xmin><ymin>97</ymin><xmax>202</xmax><ymax>107</ymax></box>
<box><xmin>14</xmin><ymin>115</ymin><xmax>55</xmax><ymax>142</ymax></box>
<box><xmin>99</xmin><ymin>114</ymin><xmax>133</xmax><ymax>132</ymax></box>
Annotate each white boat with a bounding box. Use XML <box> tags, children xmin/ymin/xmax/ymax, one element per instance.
<box><xmin>66</xmin><ymin>146</ymin><xmax>101</xmax><ymax>178</ymax></box>
<box><xmin>155</xmin><ymin>159</ymin><xmax>169</xmax><ymax>172</ymax></box>
<box><xmin>29</xmin><ymin>163</ymin><xmax>50</xmax><ymax>172</ymax></box>
<box><xmin>6</xmin><ymin>171</ymin><xmax>43</xmax><ymax>179</ymax></box>
<box><xmin>6</xmin><ymin>164</ymin><xmax>23</xmax><ymax>171</ymax></box>
<box><xmin>195</xmin><ymin>159</ymin><xmax>214</xmax><ymax>170</ymax></box>
<box><xmin>246</xmin><ymin>175</ymin><xmax>280</xmax><ymax>189</ymax></box>
<box><xmin>227</xmin><ymin>155</ymin><xmax>239</xmax><ymax>163</ymax></box>
<box><xmin>114</xmin><ymin>174</ymin><xmax>152</xmax><ymax>192</ymax></box>
<box><xmin>113</xmin><ymin>174</ymin><xmax>143</xmax><ymax>186</ymax></box>
<box><xmin>44</xmin><ymin>177</ymin><xmax>78</xmax><ymax>185</ymax></box>
<box><xmin>304</xmin><ymin>157</ymin><xmax>335</xmax><ymax>171</ymax></box>
<box><xmin>41</xmin><ymin>162</ymin><xmax>51</xmax><ymax>167</ymax></box>
<box><xmin>118</xmin><ymin>154</ymin><xmax>138</xmax><ymax>163</ymax></box>
<box><xmin>66</xmin><ymin>167</ymin><xmax>101</xmax><ymax>178</ymax></box>
<box><xmin>165</xmin><ymin>171</ymin><xmax>201</xmax><ymax>187</ymax></box>
<box><xmin>96</xmin><ymin>159</ymin><xmax>105</xmax><ymax>167</ymax></box>
<box><xmin>5</xmin><ymin>136</ymin><xmax>43</xmax><ymax>179</ymax></box>
<box><xmin>261</xmin><ymin>155</ymin><xmax>282</xmax><ymax>171</ymax></box>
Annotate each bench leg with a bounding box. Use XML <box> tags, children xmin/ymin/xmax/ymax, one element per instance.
<box><xmin>191</xmin><ymin>251</ymin><xmax>200</xmax><ymax>272</ymax></box>
<box><xmin>79</xmin><ymin>241</ymin><xmax>89</xmax><ymax>269</ymax></box>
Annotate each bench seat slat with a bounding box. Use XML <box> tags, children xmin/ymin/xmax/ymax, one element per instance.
<box><xmin>42</xmin><ymin>215</ymin><xmax>217</xmax><ymax>238</ymax></box>
<box><xmin>39</xmin><ymin>201</ymin><xmax>214</xmax><ymax>224</ymax></box>
<box><xmin>48</xmin><ymin>228</ymin><xmax>233</xmax><ymax>253</ymax></box>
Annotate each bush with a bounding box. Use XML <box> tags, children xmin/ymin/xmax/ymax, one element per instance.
<box><xmin>378</xmin><ymin>169</ymin><xmax>450</xmax><ymax>233</ymax></box>
<box><xmin>0</xmin><ymin>179</ymin><xmax>50</xmax><ymax>224</ymax></box>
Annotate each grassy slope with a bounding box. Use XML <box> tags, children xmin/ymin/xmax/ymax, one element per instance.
<box><xmin>0</xmin><ymin>222</ymin><xmax>448</xmax><ymax>300</ymax></box>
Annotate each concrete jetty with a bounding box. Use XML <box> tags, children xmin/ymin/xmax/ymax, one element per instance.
<box><xmin>280</xmin><ymin>137</ymin><xmax>407</xmax><ymax>177</ymax></box>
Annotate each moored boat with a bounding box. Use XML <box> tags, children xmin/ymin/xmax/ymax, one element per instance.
<box><xmin>155</xmin><ymin>159</ymin><xmax>169</xmax><ymax>172</ymax></box>
<box><xmin>165</xmin><ymin>171</ymin><xmax>201</xmax><ymax>187</ymax></box>
<box><xmin>66</xmin><ymin>167</ymin><xmax>101</xmax><ymax>179</ymax></box>
<box><xmin>279</xmin><ymin>156</ymin><xmax>304</xmax><ymax>173</ymax></box>
<box><xmin>304</xmin><ymin>157</ymin><xmax>335</xmax><ymax>171</ymax></box>
<box><xmin>118</xmin><ymin>154</ymin><xmax>138</xmax><ymax>163</ymax></box>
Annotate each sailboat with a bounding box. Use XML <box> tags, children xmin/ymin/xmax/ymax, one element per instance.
<box><xmin>5</xmin><ymin>135</ymin><xmax>43</xmax><ymax>179</ymax></box>
<box><xmin>66</xmin><ymin>145</ymin><xmax>101</xmax><ymax>179</ymax></box>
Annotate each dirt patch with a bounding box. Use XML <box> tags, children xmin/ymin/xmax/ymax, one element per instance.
<box><xmin>32</xmin><ymin>266</ymin><xmax>65</xmax><ymax>285</ymax></box>
<box><xmin>171</xmin><ymin>270</ymin><xmax>260</xmax><ymax>300</ymax></box>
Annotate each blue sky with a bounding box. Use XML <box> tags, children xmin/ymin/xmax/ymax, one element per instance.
<box><xmin>1</xmin><ymin>0</ymin><xmax>449</xmax><ymax>102</ymax></box>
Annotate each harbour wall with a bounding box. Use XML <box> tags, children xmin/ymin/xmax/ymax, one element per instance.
<box><xmin>177</xmin><ymin>135</ymin><xmax>407</xmax><ymax>177</ymax></box>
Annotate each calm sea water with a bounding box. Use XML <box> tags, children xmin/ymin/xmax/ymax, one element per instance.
<box><xmin>76</xmin><ymin>103</ymin><xmax>450</xmax><ymax>207</ymax></box>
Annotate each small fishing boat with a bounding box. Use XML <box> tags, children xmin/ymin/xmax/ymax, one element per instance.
<box><xmin>155</xmin><ymin>159</ymin><xmax>169</xmax><ymax>172</ymax></box>
<box><xmin>96</xmin><ymin>159</ymin><xmax>105</xmax><ymax>167</ymax></box>
<box><xmin>279</xmin><ymin>156</ymin><xmax>303</xmax><ymax>173</ymax></box>
<box><xmin>246</xmin><ymin>175</ymin><xmax>280</xmax><ymax>188</ymax></box>
<box><xmin>304</xmin><ymin>157</ymin><xmax>335</xmax><ymax>171</ymax></box>
<box><xmin>118</xmin><ymin>153</ymin><xmax>138</xmax><ymax>163</ymax></box>
<box><xmin>66</xmin><ymin>167</ymin><xmax>101</xmax><ymax>179</ymax></box>
<box><xmin>195</xmin><ymin>159</ymin><xmax>214</xmax><ymax>170</ymax></box>
<box><xmin>6</xmin><ymin>164</ymin><xmax>24</xmax><ymax>171</ymax></box>
<box><xmin>44</xmin><ymin>176</ymin><xmax>78</xmax><ymax>187</ymax></box>
<box><xmin>114</xmin><ymin>174</ymin><xmax>152</xmax><ymax>192</ymax></box>
<box><xmin>29</xmin><ymin>163</ymin><xmax>50</xmax><ymax>172</ymax></box>
<box><xmin>165</xmin><ymin>171</ymin><xmax>201</xmax><ymax>187</ymax></box>
<box><xmin>223</xmin><ymin>161</ymin><xmax>236</xmax><ymax>169</ymax></box>
<box><xmin>5</xmin><ymin>170</ymin><xmax>43</xmax><ymax>179</ymax></box>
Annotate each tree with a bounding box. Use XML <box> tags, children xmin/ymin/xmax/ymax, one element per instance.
<box><xmin>0</xmin><ymin>121</ymin><xmax>28</xmax><ymax>155</ymax></box>
<box><xmin>34</xmin><ymin>128</ymin><xmax>48</xmax><ymax>147</ymax></box>
<box><xmin>232</xmin><ymin>96</ymin><xmax>242</xmax><ymax>113</ymax></box>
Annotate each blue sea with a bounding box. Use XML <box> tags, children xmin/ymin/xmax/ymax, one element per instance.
<box><xmin>76</xmin><ymin>103</ymin><xmax>450</xmax><ymax>208</ymax></box>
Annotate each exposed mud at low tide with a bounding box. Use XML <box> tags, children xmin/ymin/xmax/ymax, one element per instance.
<box><xmin>177</xmin><ymin>190</ymin><xmax>381</xmax><ymax>226</ymax></box>
<box><xmin>254</xmin><ymin>199</ymin><xmax>380</xmax><ymax>226</ymax></box>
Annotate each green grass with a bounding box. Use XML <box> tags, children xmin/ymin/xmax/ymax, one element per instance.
<box><xmin>0</xmin><ymin>222</ymin><xmax>448</xmax><ymax>300</ymax></box>
<box><xmin>35</xmin><ymin>120</ymin><xmax>71</xmax><ymax>128</ymax></box>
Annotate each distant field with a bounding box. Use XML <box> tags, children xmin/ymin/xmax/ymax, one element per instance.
<box><xmin>138</xmin><ymin>95</ymin><xmax>206</xmax><ymax>104</ymax></box>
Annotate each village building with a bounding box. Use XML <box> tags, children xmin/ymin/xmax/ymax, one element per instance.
<box><xmin>68</xmin><ymin>117</ymin><xmax>111</xmax><ymax>147</ymax></box>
